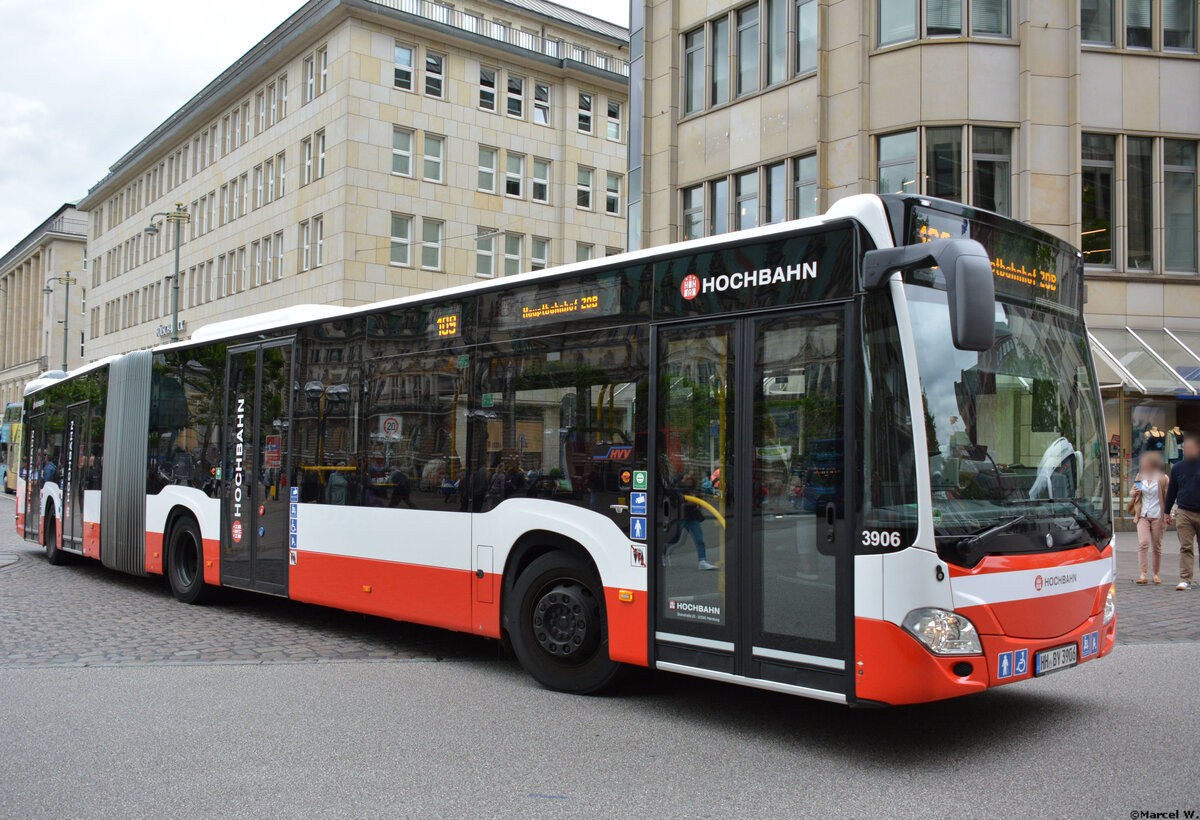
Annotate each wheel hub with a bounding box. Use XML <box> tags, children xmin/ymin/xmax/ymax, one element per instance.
<box><xmin>531</xmin><ymin>582</ymin><xmax>598</xmax><ymax>659</ymax></box>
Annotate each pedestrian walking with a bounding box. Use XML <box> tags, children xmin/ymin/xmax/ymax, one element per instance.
<box><xmin>1164</xmin><ymin>432</ymin><xmax>1200</xmax><ymax>590</ymax></box>
<box><xmin>1128</xmin><ymin>450</ymin><xmax>1168</xmax><ymax>585</ymax></box>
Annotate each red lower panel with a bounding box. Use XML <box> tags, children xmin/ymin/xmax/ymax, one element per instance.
<box><xmin>15</xmin><ymin>511</ymin><xmax>23</xmax><ymax>538</ymax></box>
<box><xmin>604</xmin><ymin>587</ymin><xmax>648</xmax><ymax>666</ymax></box>
<box><xmin>959</xmin><ymin>588</ymin><xmax>1100</xmax><ymax>639</ymax></box>
<box><xmin>290</xmin><ymin>551</ymin><xmax>473</xmax><ymax>633</ymax></box>
<box><xmin>145</xmin><ymin>531</ymin><xmax>221</xmax><ymax>584</ymax></box>
<box><xmin>473</xmin><ymin>572</ymin><xmax>501</xmax><ymax>639</ymax></box>
<box><xmin>855</xmin><ymin>618</ymin><xmax>988</xmax><ymax>705</ymax></box>
<box><xmin>83</xmin><ymin>521</ymin><xmax>100</xmax><ymax>559</ymax></box>
<box><xmin>146</xmin><ymin>532</ymin><xmax>164</xmax><ymax>575</ymax></box>
<box><xmin>202</xmin><ymin>538</ymin><xmax>219</xmax><ymax>585</ymax></box>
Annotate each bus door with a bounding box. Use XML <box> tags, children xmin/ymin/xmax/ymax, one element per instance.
<box><xmin>653</xmin><ymin>306</ymin><xmax>852</xmax><ymax>700</ymax></box>
<box><xmin>221</xmin><ymin>339</ymin><xmax>294</xmax><ymax>596</ymax></box>
<box><xmin>22</xmin><ymin>414</ymin><xmax>45</xmax><ymax>542</ymax></box>
<box><xmin>62</xmin><ymin>401</ymin><xmax>90</xmax><ymax>553</ymax></box>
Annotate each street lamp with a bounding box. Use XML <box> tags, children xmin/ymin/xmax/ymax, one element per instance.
<box><xmin>42</xmin><ymin>273</ymin><xmax>78</xmax><ymax>372</ymax></box>
<box><xmin>145</xmin><ymin>203</ymin><xmax>191</xmax><ymax>344</ymax></box>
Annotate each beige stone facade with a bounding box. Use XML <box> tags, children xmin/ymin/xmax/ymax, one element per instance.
<box><xmin>628</xmin><ymin>0</ymin><xmax>1200</xmax><ymax>512</ymax></box>
<box><xmin>0</xmin><ymin>205</ymin><xmax>88</xmax><ymax>408</ymax></box>
<box><xmin>78</xmin><ymin>0</ymin><xmax>629</xmax><ymax>361</ymax></box>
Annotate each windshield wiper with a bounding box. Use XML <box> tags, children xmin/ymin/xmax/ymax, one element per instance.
<box><xmin>960</xmin><ymin>514</ymin><xmax>1027</xmax><ymax>551</ymax></box>
<box><xmin>1065</xmin><ymin>498</ymin><xmax>1111</xmax><ymax>543</ymax></box>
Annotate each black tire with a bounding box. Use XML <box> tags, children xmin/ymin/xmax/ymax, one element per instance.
<box><xmin>44</xmin><ymin>507</ymin><xmax>67</xmax><ymax>566</ymax></box>
<box><xmin>505</xmin><ymin>550</ymin><xmax>621</xmax><ymax>694</ymax></box>
<box><xmin>166</xmin><ymin>516</ymin><xmax>208</xmax><ymax>604</ymax></box>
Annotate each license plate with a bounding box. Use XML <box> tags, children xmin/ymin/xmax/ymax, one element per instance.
<box><xmin>1035</xmin><ymin>643</ymin><xmax>1078</xmax><ymax>676</ymax></box>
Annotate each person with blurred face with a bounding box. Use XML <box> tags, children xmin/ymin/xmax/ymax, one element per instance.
<box><xmin>1129</xmin><ymin>451</ymin><xmax>1168</xmax><ymax>585</ymax></box>
<box><xmin>1165</xmin><ymin>433</ymin><xmax>1200</xmax><ymax>590</ymax></box>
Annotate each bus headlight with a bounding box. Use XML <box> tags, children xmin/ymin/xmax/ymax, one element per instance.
<box><xmin>902</xmin><ymin>608</ymin><xmax>982</xmax><ymax>655</ymax></box>
<box><xmin>1103</xmin><ymin>584</ymin><xmax>1115</xmax><ymax>625</ymax></box>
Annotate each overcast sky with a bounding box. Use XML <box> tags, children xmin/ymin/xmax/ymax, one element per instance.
<box><xmin>0</xmin><ymin>0</ymin><xmax>630</xmax><ymax>253</ymax></box>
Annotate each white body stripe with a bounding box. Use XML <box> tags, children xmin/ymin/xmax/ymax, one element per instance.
<box><xmin>146</xmin><ymin>486</ymin><xmax>222</xmax><ymax>544</ymax></box>
<box><xmin>950</xmin><ymin>558</ymin><xmax>1114</xmax><ymax>609</ymax></box>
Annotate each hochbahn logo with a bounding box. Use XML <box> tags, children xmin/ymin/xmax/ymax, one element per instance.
<box><xmin>231</xmin><ymin>396</ymin><xmax>246</xmax><ymax>543</ymax></box>
<box><xmin>679</xmin><ymin>263</ymin><xmax>818</xmax><ymax>300</ymax></box>
<box><xmin>1034</xmin><ymin>572</ymin><xmax>1077</xmax><ymax>592</ymax></box>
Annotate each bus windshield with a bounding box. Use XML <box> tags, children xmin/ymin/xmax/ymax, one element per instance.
<box><xmin>905</xmin><ymin>283</ymin><xmax>1109</xmax><ymax>564</ymax></box>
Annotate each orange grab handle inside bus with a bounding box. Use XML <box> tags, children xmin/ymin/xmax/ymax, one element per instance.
<box><xmin>682</xmin><ymin>494</ymin><xmax>726</xmax><ymax>529</ymax></box>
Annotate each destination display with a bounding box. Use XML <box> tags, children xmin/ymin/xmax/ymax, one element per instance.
<box><xmin>493</xmin><ymin>275</ymin><xmax>623</xmax><ymax>330</ymax></box>
<box><xmin>909</xmin><ymin>206</ymin><xmax>1081</xmax><ymax>312</ymax></box>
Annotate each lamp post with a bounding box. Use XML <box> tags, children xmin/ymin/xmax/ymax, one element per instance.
<box><xmin>42</xmin><ymin>273</ymin><xmax>77</xmax><ymax>372</ymax></box>
<box><xmin>144</xmin><ymin>203</ymin><xmax>191</xmax><ymax>343</ymax></box>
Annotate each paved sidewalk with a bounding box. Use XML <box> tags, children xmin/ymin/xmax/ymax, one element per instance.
<box><xmin>1112</xmin><ymin>529</ymin><xmax>1200</xmax><ymax>643</ymax></box>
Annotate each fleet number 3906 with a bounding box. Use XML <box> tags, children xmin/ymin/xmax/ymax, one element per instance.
<box><xmin>861</xmin><ymin>530</ymin><xmax>902</xmax><ymax>548</ymax></box>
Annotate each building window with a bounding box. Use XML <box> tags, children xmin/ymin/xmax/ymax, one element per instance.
<box><xmin>274</xmin><ymin>231</ymin><xmax>283</xmax><ymax>276</ymax></box>
<box><xmin>299</xmin><ymin>221</ymin><xmax>311</xmax><ymax>271</ymax></box>
<box><xmin>607</xmin><ymin>100</ymin><xmax>622</xmax><ymax>141</ymax></box>
<box><xmin>710</xmin><ymin>178</ymin><xmax>729</xmax><ymax>235</ymax></box>
<box><xmin>879</xmin><ymin>0</ymin><xmax>917</xmax><ymax>45</ymax></box>
<box><xmin>578</xmin><ymin>92</ymin><xmax>593</xmax><ymax>133</ymax></box>
<box><xmin>263</xmin><ymin>234</ymin><xmax>273</xmax><ymax>282</ymax></box>
<box><xmin>504</xmin><ymin>234</ymin><xmax>522</xmax><ymax>276</ymax></box>
<box><xmin>1165</xmin><ymin>0</ymin><xmax>1196</xmax><ymax>49</ymax></box>
<box><xmin>480</xmin><ymin>67</ymin><xmax>497</xmax><ymax>110</ymax></box>
<box><xmin>765</xmin><ymin>162</ymin><xmax>786</xmax><ymax>224</ymax></box>
<box><xmin>255</xmin><ymin>93</ymin><xmax>266</xmax><ymax>134</ymax></box>
<box><xmin>766</xmin><ymin>0</ymin><xmax>787</xmax><ymax>84</ymax></box>
<box><xmin>531</xmin><ymin>237</ymin><xmax>549</xmax><ymax>271</ymax></box>
<box><xmin>391</xmin><ymin>214</ymin><xmax>412</xmax><ymax>266</ymax></box>
<box><xmin>1126</xmin><ymin>0</ymin><xmax>1151</xmax><ymax>48</ymax></box>
<box><xmin>879</xmin><ymin>0</ymin><xmax>1008</xmax><ymax>44</ymax></box>
<box><xmin>712</xmin><ymin>17</ymin><xmax>730</xmax><ymax>105</ymax></box>
<box><xmin>1164</xmin><ymin>140</ymin><xmax>1197</xmax><ymax>271</ymax></box>
<box><xmin>507</xmin><ymin>75</ymin><xmax>524</xmax><ymax>118</ymax></box>
<box><xmin>534</xmin><ymin>82</ymin><xmax>550</xmax><ymax>125</ymax></box>
<box><xmin>683</xmin><ymin>185</ymin><xmax>705</xmax><ymax>239</ymax></box>
<box><xmin>926</xmin><ymin>126</ymin><xmax>963</xmax><ymax>201</ymax></box>
<box><xmin>735</xmin><ymin>170</ymin><xmax>758</xmax><ymax>230</ymax></box>
<box><xmin>576</xmin><ymin>243</ymin><xmax>593</xmax><ymax>262</ymax></box>
<box><xmin>877</xmin><ymin>130</ymin><xmax>918</xmax><ymax>194</ymax></box>
<box><xmin>302</xmin><ymin>137</ymin><xmax>313</xmax><ymax>184</ymax></box>
<box><xmin>605</xmin><ymin>173</ymin><xmax>622</xmax><ymax>215</ymax></box>
<box><xmin>532</xmin><ymin>159</ymin><xmax>550</xmax><ymax>203</ymax></box>
<box><xmin>1126</xmin><ymin>137</ymin><xmax>1154</xmax><ymax>270</ymax></box>
<box><xmin>267</xmin><ymin>83</ymin><xmax>277</xmax><ymax>126</ymax></box>
<box><xmin>1082</xmin><ymin>0</ymin><xmax>1114</xmax><ymax>43</ymax></box>
<box><xmin>795</xmin><ymin>154</ymin><xmax>818</xmax><ymax>218</ymax></box>
<box><xmin>317</xmin><ymin>47</ymin><xmax>328</xmax><ymax>94</ymax></box>
<box><xmin>421</xmin><ymin>219</ymin><xmax>443</xmax><ymax>270</ymax></box>
<box><xmin>577</xmin><ymin>167</ymin><xmax>594</xmax><ymax>209</ymax></box>
<box><xmin>1081</xmin><ymin>133</ymin><xmax>1116</xmax><ymax>266</ymax></box>
<box><xmin>684</xmin><ymin>29</ymin><xmax>705</xmax><ymax>114</ymax></box>
<box><xmin>278</xmin><ymin>74</ymin><xmax>288</xmax><ymax>118</ymax></box>
<box><xmin>972</xmin><ymin>0</ymin><xmax>1009</xmax><ymax>35</ymax></box>
<box><xmin>736</xmin><ymin>4</ymin><xmax>759</xmax><ymax>96</ymax></box>
<box><xmin>506</xmin><ymin>153</ymin><xmax>525</xmax><ymax>198</ymax></box>
<box><xmin>972</xmin><ymin>127</ymin><xmax>1011</xmax><ymax>215</ymax></box>
<box><xmin>393</xmin><ymin>127</ymin><xmax>413</xmax><ymax>176</ymax></box>
<box><xmin>425</xmin><ymin>52</ymin><xmax>444</xmax><ymax>97</ymax></box>
<box><xmin>423</xmin><ymin>134</ymin><xmax>444</xmax><ymax>182</ymax></box>
<box><xmin>314</xmin><ymin>133</ymin><xmax>324</xmax><ymax>179</ymax></box>
<box><xmin>395</xmin><ymin>44</ymin><xmax>415</xmax><ymax>90</ymax></box>
<box><xmin>478</xmin><ymin>147</ymin><xmax>497</xmax><ymax>192</ymax></box>
<box><xmin>312</xmin><ymin>215</ymin><xmax>323</xmax><ymax>267</ymax></box>
<box><xmin>475</xmin><ymin>229</ymin><xmax>495</xmax><ymax>277</ymax></box>
<box><xmin>303</xmin><ymin>56</ymin><xmax>316</xmax><ymax>103</ymax></box>
<box><xmin>265</xmin><ymin>158</ymin><xmax>275</xmax><ymax>204</ymax></box>
<box><xmin>797</xmin><ymin>0</ymin><xmax>818</xmax><ymax>73</ymax></box>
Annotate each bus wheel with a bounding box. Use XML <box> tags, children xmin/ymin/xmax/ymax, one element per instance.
<box><xmin>167</xmin><ymin>517</ymin><xmax>208</xmax><ymax>604</ymax></box>
<box><xmin>44</xmin><ymin>508</ymin><xmax>67</xmax><ymax>566</ymax></box>
<box><xmin>506</xmin><ymin>551</ymin><xmax>621</xmax><ymax>694</ymax></box>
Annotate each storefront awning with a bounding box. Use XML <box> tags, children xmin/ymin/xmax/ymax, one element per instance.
<box><xmin>1089</xmin><ymin>327</ymin><xmax>1200</xmax><ymax>396</ymax></box>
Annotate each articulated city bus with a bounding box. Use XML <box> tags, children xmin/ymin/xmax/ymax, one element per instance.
<box><xmin>16</xmin><ymin>193</ymin><xmax>1115</xmax><ymax>705</ymax></box>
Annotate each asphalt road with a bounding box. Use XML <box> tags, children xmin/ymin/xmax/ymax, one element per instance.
<box><xmin>2</xmin><ymin>493</ymin><xmax>1199</xmax><ymax>818</ymax></box>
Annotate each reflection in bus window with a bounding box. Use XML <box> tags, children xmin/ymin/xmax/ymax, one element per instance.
<box><xmin>473</xmin><ymin>327</ymin><xmax>648</xmax><ymax>523</ymax></box>
<box><xmin>149</xmin><ymin>347</ymin><xmax>228</xmax><ymax>497</ymax></box>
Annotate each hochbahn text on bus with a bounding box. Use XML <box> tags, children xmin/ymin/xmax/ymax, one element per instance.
<box><xmin>15</xmin><ymin>193</ymin><xmax>1115</xmax><ymax>705</ymax></box>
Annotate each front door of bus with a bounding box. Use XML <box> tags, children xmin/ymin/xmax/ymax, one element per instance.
<box><xmin>221</xmin><ymin>340</ymin><xmax>293</xmax><ymax>596</ymax></box>
<box><xmin>62</xmin><ymin>401</ymin><xmax>90</xmax><ymax>552</ymax></box>
<box><xmin>654</xmin><ymin>307</ymin><xmax>850</xmax><ymax>698</ymax></box>
<box><xmin>22</xmin><ymin>413</ymin><xmax>44</xmax><ymax>542</ymax></box>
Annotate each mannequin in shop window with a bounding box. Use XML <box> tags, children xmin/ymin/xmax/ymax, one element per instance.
<box><xmin>1144</xmin><ymin>425</ymin><xmax>1167</xmax><ymax>454</ymax></box>
<box><xmin>1167</xmin><ymin>426</ymin><xmax>1184</xmax><ymax>464</ymax></box>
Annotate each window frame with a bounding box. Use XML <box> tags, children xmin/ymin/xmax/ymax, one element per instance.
<box><xmin>479</xmin><ymin>66</ymin><xmax>497</xmax><ymax>111</ymax></box>
<box><xmin>423</xmin><ymin>133</ymin><xmax>445</xmax><ymax>183</ymax></box>
<box><xmin>394</xmin><ymin>43</ymin><xmax>416</xmax><ymax>91</ymax></box>
<box><xmin>478</xmin><ymin>146</ymin><xmax>498</xmax><ymax>193</ymax></box>
<box><xmin>421</xmin><ymin>219</ymin><xmax>444</xmax><ymax>271</ymax></box>
<box><xmin>507</xmin><ymin>74</ymin><xmax>525</xmax><ymax>118</ymax></box>
<box><xmin>578</xmin><ymin>92</ymin><xmax>594</xmax><ymax>134</ymax></box>
<box><xmin>605</xmin><ymin>172</ymin><xmax>622</xmax><ymax>215</ymax></box>
<box><xmin>576</xmin><ymin>166</ymin><xmax>594</xmax><ymax>210</ymax></box>
<box><xmin>532</xmin><ymin>158</ymin><xmax>551</xmax><ymax>203</ymax></box>
<box><xmin>390</xmin><ymin>213</ymin><xmax>412</xmax><ymax>267</ymax></box>
<box><xmin>534</xmin><ymin>81</ymin><xmax>551</xmax><ymax>125</ymax></box>
<box><xmin>425</xmin><ymin>51</ymin><xmax>445</xmax><ymax>98</ymax></box>
<box><xmin>392</xmin><ymin>127</ymin><xmax>414</xmax><ymax>177</ymax></box>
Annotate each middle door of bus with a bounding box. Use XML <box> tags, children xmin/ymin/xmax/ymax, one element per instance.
<box><xmin>221</xmin><ymin>339</ymin><xmax>293</xmax><ymax>596</ymax></box>
<box><xmin>62</xmin><ymin>401</ymin><xmax>90</xmax><ymax>553</ymax></box>
<box><xmin>654</xmin><ymin>306</ymin><xmax>852</xmax><ymax>698</ymax></box>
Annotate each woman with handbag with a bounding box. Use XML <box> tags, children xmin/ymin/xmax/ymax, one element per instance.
<box><xmin>1129</xmin><ymin>450</ymin><xmax>1169</xmax><ymax>585</ymax></box>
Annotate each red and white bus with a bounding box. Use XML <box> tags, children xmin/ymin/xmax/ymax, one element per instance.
<box><xmin>16</xmin><ymin>193</ymin><xmax>1115</xmax><ymax>705</ymax></box>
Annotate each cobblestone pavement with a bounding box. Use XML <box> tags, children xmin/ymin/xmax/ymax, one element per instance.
<box><xmin>1112</xmin><ymin>529</ymin><xmax>1200</xmax><ymax>643</ymax></box>
<box><xmin>2</xmin><ymin>496</ymin><xmax>1197</xmax><ymax>671</ymax></box>
<box><xmin>0</xmin><ymin>499</ymin><xmax>494</xmax><ymax>670</ymax></box>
